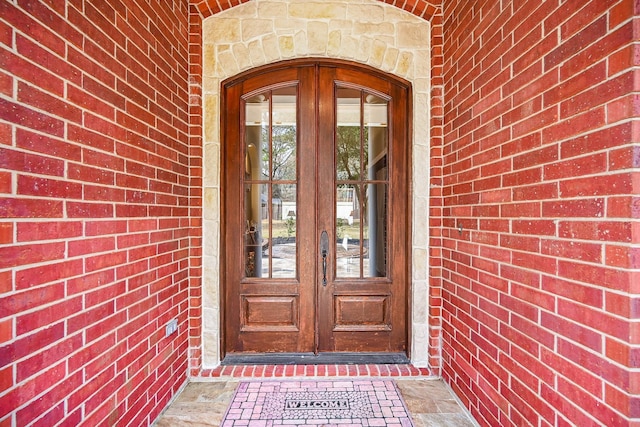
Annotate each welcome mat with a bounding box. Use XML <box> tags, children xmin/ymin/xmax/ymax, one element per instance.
<box><xmin>221</xmin><ymin>379</ymin><xmax>414</xmax><ymax>426</ymax></box>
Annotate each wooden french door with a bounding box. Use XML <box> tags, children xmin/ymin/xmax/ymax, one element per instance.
<box><xmin>221</xmin><ymin>60</ymin><xmax>410</xmax><ymax>360</ymax></box>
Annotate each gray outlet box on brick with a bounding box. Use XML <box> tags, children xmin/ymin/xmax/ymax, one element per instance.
<box><xmin>165</xmin><ymin>319</ymin><xmax>178</xmax><ymax>337</ymax></box>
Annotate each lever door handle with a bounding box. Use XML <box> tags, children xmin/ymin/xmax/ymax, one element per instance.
<box><xmin>320</xmin><ymin>230</ymin><xmax>329</xmax><ymax>286</ymax></box>
<box><xmin>321</xmin><ymin>249</ymin><xmax>328</xmax><ymax>285</ymax></box>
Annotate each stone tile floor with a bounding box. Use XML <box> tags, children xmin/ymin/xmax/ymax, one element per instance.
<box><xmin>155</xmin><ymin>367</ymin><xmax>478</xmax><ymax>427</ymax></box>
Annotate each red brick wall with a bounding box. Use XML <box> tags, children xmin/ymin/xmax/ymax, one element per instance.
<box><xmin>0</xmin><ymin>1</ymin><xmax>191</xmax><ymax>425</ymax></box>
<box><xmin>441</xmin><ymin>1</ymin><xmax>639</xmax><ymax>425</ymax></box>
<box><xmin>187</xmin><ymin>1</ymin><xmax>204</xmax><ymax>377</ymax></box>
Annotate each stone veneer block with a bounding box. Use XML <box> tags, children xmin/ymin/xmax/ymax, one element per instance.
<box><xmin>307</xmin><ymin>21</ymin><xmax>329</xmax><ymax>54</ymax></box>
<box><xmin>217</xmin><ymin>49</ymin><xmax>240</xmax><ymax>78</ymax></box>
<box><xmin>274</xmin><ymin>17</ymin><xmax>306</xmax><ymax>33</ymax></box>
<box><xmin>279</xmin><ymin>35</ymin><xmax>295</xmax><ymax>57</ymax></box>
<box><xmin>412</xmin><ymin>327</ymin><xmax>430</xmax><ymax>366</ymax></box>
<box><xmin>341</xmin><ymin>35</ymin><xmax>360</xmax><ymax>60</ymax></box>
<box><xmin>205</xmin><ymin>18</ymin><xmax>241</xmax><ymax>43</ymax></box>
<box><xmin>243</xmin><ymin>19</ymin><xmax>273</xmax><ymax>41</ymax></box>
<box><xmin>293</xmin><ymin>30</ymin><xmax>308</xmax><ymax>56</ymax></box>
<box><xmin>382</xmin><ymin>46</ymin><xmax>399</xmax><ymax>72</ymax></box>
<box><xmin>203</xmin><ymin>328</ymin><xmax>219</xmax><ymax>361</ymax></box>
<box><xmin>258</xmin><ymin>2</ymin><xmax>285</xmax><ymax>18</ymax></box>
<box><xmin>412</xmin><ymin>281</ymin><xmax>428</xmax><ymax>321</ymax></box>
<box><xmin>288</xmin><ymin>3</ymin><xmax>347</xmax><ymax>19</ymax></box>
<box><xmin>203</xmin><ymin>144</ymin><xmax>219</xmax><ymax>186</ymax></box>
<box><xmin>347</xmin><ymin>4</ymin><xmax>384</xmax><ymax>22</ymax></box>
<box><xmin>203</xmin><ymin>256</ymin><xmax>220</xmax><ymax>300</ymax></box>
<box><xmin>220</xmin><ymin>1</ymin><xmax>258</xmax><ymax>19</ymax></box>
<box><xmin>262</xmin><ymin>34</ymin><xmax>281</xmax><ymax>63</ymax></box>
<box><xmin>328</xmin><ymin>19</ymin><xmax>353</xmax><ymax>31</ymax></box>
<box><xmin>415</xmin><ymin>52</ymin><xmax>430</xmax><ymax>76</ymax></box>
<box><xmin>414</xmin><ymin>94</ymin><xmax>430</xmax><ymax>138</ymax></box>
<box><xmin>203</xmin><ymin>95</ymin><xmax>219</xmax><ymax>142</ymax></box>
<box><xmin>397</xmin><ymin>51</ymin><xmax>413</xmax><ymax>77</ymax></box>
<box><xmin>369</xmin><ymin>39</ymin><xmax>386</xmax><ymax>67</ymax></box>
<box><xmin>327</xmin><ymin>30</ymin><xmax>341</xmax><ymax>56</ymax></box>
<box><xmin>232</xmin><ymin>43</ymin><xmax>252</xmax><ymax>71</ymax></box>
<box><xmin>203</xmin><ymin>188</ymin><xmax>219</xmax><ymax>221</ymax></box>
<box><xmin>353</xmin><ymin>21</ymin><xmax>395</xmax><ymax>36</ymax></box>
<box><xmin>413</xmin><ymin>77</ymin><xmax>430</xmax><ymax>95</ymax></box>
<box><xmin>203</xmin><ymin>79</ymin><xmax>219</xmax><ymax>100</ymax></box>
<box><xmin>412</xmin><ymin>248</ymin><xmax>428</xmax><ymax>281</ymax></box>
<box><xmin>397</xmin><ymin>22</ymin><xmax>429</xmax><ymax>48</ymax></box>
<box><xmin>248</xmin><ymin>39</ymin><xmax>266</xmax><ymax>65</ymax></box>
<box><xmin>355</xmin><ymin>37</ymin><xmax>372</xmax><ymax>62</ymax></box>
<box><xmin>202</xmin><ymin>223</ymin><xmax>219</xmax><ymax>257</ymax></box>
<box><xmin>203</xmin><ymin>44</ymin><xmax>217</xmax><ymax>77</ymax></box>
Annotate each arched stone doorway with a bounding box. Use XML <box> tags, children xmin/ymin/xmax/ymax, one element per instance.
<box><xmin>201</xmin><ymin>0</ymin><xmax>432</xmax><ymax>367</ymax></box>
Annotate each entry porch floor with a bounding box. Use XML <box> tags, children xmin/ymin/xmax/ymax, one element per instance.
<box><xmin>155</xmin><ymin>365</ymin><xmax>477</xmax><ymax>427</ymax></box>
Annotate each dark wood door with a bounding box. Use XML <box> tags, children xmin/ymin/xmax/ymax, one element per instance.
<box><xmin>222</xmin><ymin>60</ymin><xmax>410</xmax><ymax>358</ymax></box>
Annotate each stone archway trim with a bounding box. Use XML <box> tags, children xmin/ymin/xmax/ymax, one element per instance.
<box><xmin>195</xmin><ymin>0</ymin><xmax>437</xmax><ymax>371</ymax></box>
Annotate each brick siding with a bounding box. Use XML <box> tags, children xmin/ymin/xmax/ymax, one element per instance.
<box><xmin>1</xmin><ymin>0</ymin><xmax>638</xmax><ymax>426</ymax></box>
<box><xmin>441</xmin><ymin>1</ymin><xmax>639</xmax><ymax>425</ymax></box>
<box><xmin>0</xmin><ymin>1</ymin><xmax>192</xmax><ymax>425</ymax></box>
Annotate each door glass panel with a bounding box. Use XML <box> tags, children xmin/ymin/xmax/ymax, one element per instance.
<box><xmin>364</xmin><ymin>93</ymin><xmax>388</xmax><ymax>181</ymax></box>
<box><xmin>244</xmin><ymin>87</ymin><xmax>298</xmax><ymax>279</ymax></box>
<box><xmin>245</xmin><ymin>93</ymin><xmax>270</xmax><ymax>180</ymax></box>
<box><xmin>271</xmin><ymin>183</ymin><xmax>296</xmax><ymax>278</ymax></box>
<box><xmin>364</xmin><ymin>183</ymin><xmax>387</xmax><ymax>277</ymax></box>
<box><xmin>336</xmin><ymin>184</ymin><xmax>361</xmax><ymax>278</ymax></box>
<box><xmin>336</xmin><ymin>87</ymin><xmax>389</xmax><ymax>279</ymax></box>
<box><xmin>272</xmin><ymin>92</ymin><xmax>297</xmax><ymax>180</ymax></box>
<box><xmin>244</xmin><ymin>183</ymin><xmax>268</xmax><ymax>278</ymax></box>
<box><xmin>336</xmin><ymin>88</ymin><xmax>362</xmax><ymax>180</ymax></box>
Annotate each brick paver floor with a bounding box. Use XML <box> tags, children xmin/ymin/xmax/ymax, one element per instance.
<box><xmin>220</xmin><ymin>380</ymin><xmax>414</xmax><ymax>426</ymax></box>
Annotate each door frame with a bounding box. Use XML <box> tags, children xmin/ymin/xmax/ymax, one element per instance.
<box><xmin>219</xmin><ymin>59</ymin><xmax>413</xmax><ymax>362</ymax></box>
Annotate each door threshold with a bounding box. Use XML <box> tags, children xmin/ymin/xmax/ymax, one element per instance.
<box><xmin>221</xmin><ymin>352</ymin><xmax>410</xmax><ymax>365</ymax></box>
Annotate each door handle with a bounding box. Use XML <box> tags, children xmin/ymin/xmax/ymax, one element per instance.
<box><xmin>320</xmin><ymin>230</ymin><xmax>329</xmax><ymax>286</ymax></box>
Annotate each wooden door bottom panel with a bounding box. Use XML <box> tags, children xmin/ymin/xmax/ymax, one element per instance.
<box><xmin>241</xmin><ymin>295</ymin><xmax>299</xmax><ymax>331</ymax></box>
<box><xmin>333</xmin><ymin>294</ymin><xmax>391</xmax><ymax>330</ymax></box>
